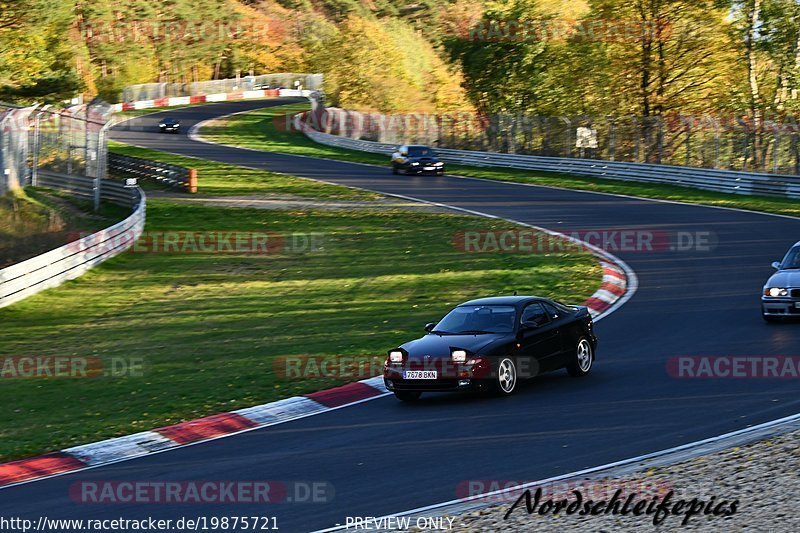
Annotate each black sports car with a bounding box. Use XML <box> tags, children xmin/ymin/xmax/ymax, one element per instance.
<box><xmin>391</xmin><ymin>145</ymin><xmax>445</xmax><ymax>175</ymax></box>
<box><xmin>159</xmin><ymin>118</ymin><xmax>180</xmax><ymax>133</ymax></box>
<box><xmin>384</xmin><ymin>296</ymin><xmax>597</xmax><ymax>401</ymax></box>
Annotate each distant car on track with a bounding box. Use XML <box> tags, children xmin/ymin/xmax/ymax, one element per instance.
<box><xmin>391</xmin><ymin>145</ymin><xmax>445</xmax><ymax>175</ymax></box>
<box><xmin>762</xmin><ymin>241</ymin><xmax>800</xmax><ymax>322</ymax></box>
<box><xmin>159</xmin><ymin>118</ymin><xmax>180</xmax><ymax>133</ymax></box>
<box><xmin>384</xmin><ymin>296</ymin><xmax>597</xmax><ymax>401</ymax></box>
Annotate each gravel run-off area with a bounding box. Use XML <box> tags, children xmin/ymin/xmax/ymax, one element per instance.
<box><xmin>442</xmin><ymin>429</ymin><xmax>799</xmax><ymax>532</ymax></box>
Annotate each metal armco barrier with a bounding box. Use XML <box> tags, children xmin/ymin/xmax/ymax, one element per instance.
<box><xmin>0</xmin><ymin>178</ymin><xmax>145</xmax><ymax>309</ymax></box>
<box><xmin>108</xmin><ymin>153</ymin><xmax>194</xmax><ymax>191</ymax></box>
<box><xmin>296</xmin><ymin>115</ymin><xmax>800</xmax><ymax>199</ymax></box>
<box><xmin>37</xmin><ymin>171</ymin><xmax>141</xmax><ymax>207</ymax></box>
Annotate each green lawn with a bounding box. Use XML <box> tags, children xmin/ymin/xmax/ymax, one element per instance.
<box><xmin>109</xmin><ymin>140</ymin><xmax>379</xmax><ymax>199</ymax></box>
<box><xmin>0</xmin><ymin>145</ymin><xmax>601</xmax><ymax>461</ymax></box>
<box><xmin>198</xmin><ymin>104</ymin><xmax>800</xmax><ymax>219</ymax></box>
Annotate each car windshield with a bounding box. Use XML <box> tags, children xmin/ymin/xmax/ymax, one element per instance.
<box><xmin>780</xmin><ymin>246</ymin><xmax>800</xmax><ymax>269</ymax></box>
<box><xmin>433</xmin><ymin>305</ymin><xmax>516</xmax><ymax>334</ymax></box>
<box><xmin>407</xmin><ymin>146</ymin><xmax>435</xmax><ymax>157</ymax></box>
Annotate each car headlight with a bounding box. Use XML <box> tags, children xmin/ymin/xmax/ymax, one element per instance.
<box><xmin>435</xmin><ymin>162</ymin><xmax>444</xmax><ymax>166</ymax></box>
<box><xmin>765</xmin><ymin>287</ymin><xmax>789</xmax><ymax>297</ymax></box>
<box><xmin>159</xmin><ymin>123</ymin><xmax>165</xmax><ymax>127</ymax></box>
<box><xmin>411</xmin><ymin>162</ymin><xmax>420</xmax><ymax>166</ymax></box>
<box><xmin>451</xmin><ymin>349</ymin><xmax>467</xmax><ymax>363</ymax></box>
<box><xmin>389</xmin><ymin>350</ymin><xmax>403</xmax><ymax>363</ymax></box>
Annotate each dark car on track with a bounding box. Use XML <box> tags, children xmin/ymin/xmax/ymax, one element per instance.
<box><xmin>391</xmin><ymin>145</ymin><xmax>445</xmax><ymax>175</ymax></box>
<box><xmin>159</xmin><ymin>117</ymin><xmax>180</xmax><ymax>133</ymax></box>
<box><xmin>384</xmin><ymin>296</ymin><xmax>597</xmax><ymax>401</ymax></box>
<box><xmin>762</xmin><ymin>240</ymin><xmax>800</xmax><ymax>322</ymax></box>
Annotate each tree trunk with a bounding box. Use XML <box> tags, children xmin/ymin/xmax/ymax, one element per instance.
<box><xmin>746</xmin><ymin>0</ymin><xmax>763</xmax><ymax>169</ymax></box>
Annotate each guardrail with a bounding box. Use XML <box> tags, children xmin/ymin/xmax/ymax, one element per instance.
<box><xmin>112</xmin><ymin>88</ymin><xmax>315</xmax><ymax>113</ymax></box>
<box><xmin>108</xmin><ymin>153</ymin><xmax>196</xmax><ymax>192</ymax></box>
<box><xmin>122</xmin><ymin>73</ymin><xmax>323</xmax><ymax>102</ymax></box>
<box><xmin>37</xmin><ymin>171</ymin><xmax>142</xmax><ymax>207</ymax></box>
<box><xmin>296</xmin><ymin>114</ymin><xmax>800</xmax><ymax>199</ymax></box>
<box><xmin>0</xmin><ymin>178</ymin><xmax>145</xmax><ymax>309</ymax></box>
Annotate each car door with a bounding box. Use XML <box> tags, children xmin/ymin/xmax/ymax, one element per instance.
<box><xmin>518</xmin><ymin>302</ymin><xmax>564</xmax><ymax>374</ymax></box>
<box><xmin>541</xmin><ymin>301</ymin><xmax>572</xmax><ymax>367</ymax></box>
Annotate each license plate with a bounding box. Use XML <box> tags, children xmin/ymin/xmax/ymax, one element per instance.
<box><xmin>423</xmin><ymin>166</ymin><xmax>436</xmax><ymax>171</ymax></box>
<box><xmin>403</xmin><ymin>370</ymin><xmax>437</xmax><ymax>379</ymax></box>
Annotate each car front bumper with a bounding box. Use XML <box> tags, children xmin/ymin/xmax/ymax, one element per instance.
<box><xmin>405</xmin><ymin>166</ymin><xmax>444</xmax><ymax>174</ymax></box>
<box><xmin>160</xmin><ymin>127</ymin><xmax>180</xmax><ymax>133</ymax></box>
<box><xmin>762</xmin><ymin>297</ymin><xmax>800</xmax><ymax>316</ymax></box>
<box><xmin>383</xmin><ymin>359</ymin><xmax>493</xmax><ymax>392</ymax></box>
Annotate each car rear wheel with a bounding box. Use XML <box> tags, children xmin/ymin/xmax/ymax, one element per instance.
<box><xmin>492</xmin><ymin>357</ymin><xmax>517</xmax><ymax>395</ymax></box>
<box><xmin>567</xmin><ymin>337</ymin><xmax>593</xmax><ymax>377</ymax></box>
<box><xmin>394</xmin><ymin>391</ymin><xmax>421</xmax><ymax>402</ymax></box>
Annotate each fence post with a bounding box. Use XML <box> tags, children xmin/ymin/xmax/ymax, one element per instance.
<box><xmin>188</xmin><ymin>168</ymin><xmax>198</xmax><ymax>193</ymax></box>
<box><xmin>31</xmin><ymin>111</ymin><xmax>41</xmax><ymax>187</ymax></box>
<box><xmin>773</xmin><ymin>128</ymin><xmax>780</xmax><ymax>174</ymax></box>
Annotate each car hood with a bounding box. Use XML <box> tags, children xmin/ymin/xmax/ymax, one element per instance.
<box><xmin>399</xmin><ymin>332</ymin><xmax>511</xmax><ymax>358</ymax></box>
<box><xmin>407</xmin><ymin>156</ymin><xmax>441</xmax><ymax>164</ymax></box>
<box><xmin>766</xmin><ymin>270</ymin><xmax>800</xmax><ymax>287</ymax></box>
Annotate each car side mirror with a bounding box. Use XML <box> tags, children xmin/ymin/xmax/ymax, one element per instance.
<box><xmin>424</xmin><ymin>322</ymin><xmax>436</xmax><ymax>332</ymax></box>
<box><xmin>772</xmin><ymin>261</ymin><xmax>781</xmax><ymax>270</ymax></box>
<box><xmin>520</xmin><ymin>320</ymin><xmax>539</xmax><ymax>330</ymax></box>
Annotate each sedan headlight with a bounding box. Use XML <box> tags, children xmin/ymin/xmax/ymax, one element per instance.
<box><xmin>159</xmin><ymin>123</ymin><xmax>166</xmax><ymax>127</ymax></box>
<box><xmin>765</xmin><ymin>287</ymin><xmax>789</xmax><ymax>297</ymax></box>
<box><xmin>451</xmin><ymin>349</ymin><xmax>467</xmax><ymax>363</ymax></box>
<box><xmin>411</xmin><ymin>162</ymin><xmax>420</xmax><ymax>166</ymax></box>
<box><xmin>389</xmin><ymin>350</ymin><xmax>403</xmax><ymax>363</ymax></box>
<box><xmin>435</xmin><ymin>162</ymin><xmax>444</xmax><ymax>166</ymax></box>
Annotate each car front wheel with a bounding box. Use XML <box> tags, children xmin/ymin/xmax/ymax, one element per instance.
<box><xmin>394</xmin><ymin>391</ymin><xmax>421</xmax><ymax>402</ymax></box>
<box><xmin>492</xmin><ymin>357</ymin><xmax>517</xmax><ymax>395</ymax></box>
<box><xmin>567</xmin><ymin>337</ymin><xmax>593</xmax><ymax>377</ymax></box>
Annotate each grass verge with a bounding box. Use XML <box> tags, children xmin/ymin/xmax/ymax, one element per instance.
<box><xmin>199</xmin><ymin>104</ymin><xmax>800</xmax><ymax>219</ymax></box>
<box><xmin>0</xmin><ymin>145</ymin><xmax>601</xmax><ymax>461</ymax></box>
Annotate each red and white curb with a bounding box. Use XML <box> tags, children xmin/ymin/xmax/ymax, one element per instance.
<box><xmin>0</xmin><ymin>377</ymin><xmax>389</xmax><ymax>488</ymax></box>
<box><xmin>110</xmin><ymin>89</ymin><xmax>312</xmax><ymax>113</ymax></box>
<box><xmin>585</xmin><ymin>260</ymin><xmax>629</xmax><ymax>318</ymax></box>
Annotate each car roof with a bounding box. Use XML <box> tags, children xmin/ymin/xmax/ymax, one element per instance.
<box><xmin>459</xmin><ymin>296</ymin><xmax>546</xmax><ymax>307</ymax></box>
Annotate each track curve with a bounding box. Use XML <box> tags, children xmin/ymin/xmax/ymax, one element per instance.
<box><xmin>2</xmin><ymin>98</ymin><xmax>799</xmax><ymax>531</ymax></box>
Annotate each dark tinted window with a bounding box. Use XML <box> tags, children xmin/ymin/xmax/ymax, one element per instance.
<box><xmin>521</xmin><ymin>303</ymin><xmax>549</xmax><ymax>326</ymax></box>
<box><xmin>407</xmin><ymin>146</ymin><xmax>436</xmax><ymax>157</ymax></box>
<box><xmin>435</xmin><ymin>305</ymin><xmax>516</xmax><ymax>334</ymax></box>
<box><xmin>542</xmin><ymin>302</ymin><xmax>561</xmax><ymax>319</ymax></box>
<box><xmin>781</xmin><ymin>246</ymin><xmax>800</xmax><ymax>269</ymax></box>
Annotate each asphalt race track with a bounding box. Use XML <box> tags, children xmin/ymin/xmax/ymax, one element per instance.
<box><xmin>2</xmin><ymin>98</ymin><xmax>799</xmax><ymax>531</ymax></box>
